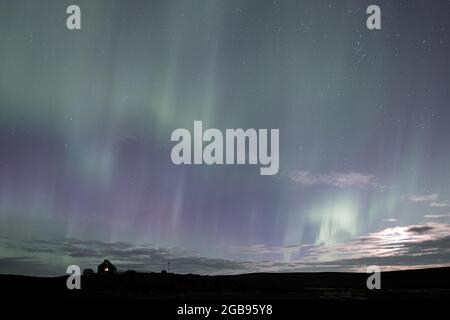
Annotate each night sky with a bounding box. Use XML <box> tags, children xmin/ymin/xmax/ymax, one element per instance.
<box><xmin>1</xmin><ymin>0</ymin><xmax>450</xmax><ymax>275</ymax></box>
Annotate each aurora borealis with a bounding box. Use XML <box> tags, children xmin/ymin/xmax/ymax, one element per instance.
<box><xmin>1</xmin><ymin>0</ymin><xmax>450</xmax><ymax>275</ymax></box>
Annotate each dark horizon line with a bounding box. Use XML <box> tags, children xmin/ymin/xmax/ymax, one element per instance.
<box><xmin>2</xmin><ymin>265</ymin><xmax>450</xmax><ymax>278</ymax></box>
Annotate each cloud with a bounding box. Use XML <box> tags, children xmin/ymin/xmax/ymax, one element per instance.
<box><xmin>0</xmin><ymin>237</ymin><xmax>254</xmax><ymax>275</ymax></box>
<box><xmin>231</xmin><ymin>223</ymin><xmax>450</xmax><ymax>272</ymax></box>
<box><xmin>382</xmin><ymin>218</ymin><xmax>397</xmax><ymax>222</ymax></box>
<box><xmin>296</xmin><ymin>223</ymin><xmax>450</xmax><ymax>271</ymax></box>
<box><xmin>410</xmin><ymin>193</ymin><xmax>439</xmax><ymax>202</ymax></box>
<box><xmin>285</xmin><ymin>171</ymin><xmax>376</xmax><ymax>188</ymax></box>
<box><xmin>0</xmin><ymin>257</ymin><xmax>49</xmax><ymax>275</ymax></box>
<box><xmin>424</xmin><ymin>213</ymin><xmax>450</xmax><ymax>219</ymax></box>
<box><xmin>2</xmin><ymin>223</ymin><xmax>450</xmax><ymax>275</ymax></box>
<box><xmin>407</xmin><ymin>225</ymin><xmax>434</xmax><ymax>234</ymax></box>
<box><xmin>313</xmin><ymin>235</ymin><xmax>450</xmax><ymax>270</ymax></box>
<box><xmin>430</xmin><ymin>202</ymin><xmax>450</xmax><ymax>208</ymax></box>
<box><xmin>409</xmin><ymin>193</ymin><xmax>449</xmax><ymax>208</ymax></box>
<box><xmin>229</xmin><ymin>244</ymin><xmax>307</xmax><ymax>255</ymax></box>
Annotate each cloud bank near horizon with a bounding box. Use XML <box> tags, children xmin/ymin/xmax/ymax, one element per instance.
<box><xmin>1</xmin><ymin>222</ymin><xmax>449</xmax><ymax>276</ymax></box>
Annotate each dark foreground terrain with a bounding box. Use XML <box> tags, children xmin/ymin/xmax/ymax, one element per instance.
<box><xmin>1</xmin><ymin>267</ymin><xmax>449</xmax><ymax>300</ymax></box>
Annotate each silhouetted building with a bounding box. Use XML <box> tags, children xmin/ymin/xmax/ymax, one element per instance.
<box><xmin>97</xmin><ymin>259</ymin><xmax>117</xmax><ymax>274</ymax></box>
